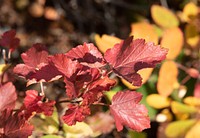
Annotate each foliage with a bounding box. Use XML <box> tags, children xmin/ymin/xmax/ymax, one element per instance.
<box><xmin>0</xmin><ymin>28</ymin><xmax>167</xmax><ymax>137</ymax></box>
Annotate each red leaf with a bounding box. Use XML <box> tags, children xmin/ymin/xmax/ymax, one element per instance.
<box><xmin>82</xmin><ymin>76</ymin><xmax>116</xmax><ymax>105</ymax></box>
<box><xmin>24</xmin><ymin>90</ymin><xmax>55</xmax><ymax>118</ymax></box>
<box><xmin>65</xmin><ymin>43</ymin><xmax>106</xmax><ymax>68</ymax></box>
<box><xmin>50</xmin><ymin>54</ymin><xmax>81</xmax><ymax>77</ymax></box>
<box><xmin>0</xmin><ymin>109</ymin><xmax>34</xmax><ymax>138</ymax></box>
<box><xmin>62</xmin><ymin>104</ymin><xmax>91</xmax><ymax>125</ymax></box>
<box><xmin>0</xmin><ymin>82</ymin><xmax>17</xmax><ymax>112</ymax></box>
<box><xmin>13</xmin><ymin>43</ymin><xmax>49</xmax><ymax>81</ymax></box>
<box><xmin>0</xmin><ymin>30</ymin><xmax>20</xmax><ymax>52</ymax></box>
<box><xmin>28</xmin><ymin>64</ymin><xmax>62</xmax><ymax>82</ymax></box>
<box><xmin>110</xmin><ymin>91</ymin><xmax>150</xmax><ymax>132</ymax></box>
<box><xmin>104</xmin><ymin>36</ymin><xmax>168</xmax><ymax>86</ymax></box>
<box><xmin>64</xmin><ymin>67</ymin><xmax>100</xmax><ymax>99</ymax></box>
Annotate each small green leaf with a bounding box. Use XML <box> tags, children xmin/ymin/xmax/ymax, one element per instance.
<box><xmin>165</xmin><ymin>119</ymin><xmax>196</xmax><ymax>138</ymax></box>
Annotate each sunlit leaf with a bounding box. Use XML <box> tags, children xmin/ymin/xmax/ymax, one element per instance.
<box><xmin>185</xmin><ymin>121</ymin><xmax>200</xmax><ymax>138</ymax></box>
<box><xmin>184</xmin><ymin>96</ymin><xmax>200</xmax><ymax>106</ymax></box>
<box><xmin>121</xmin><ymin>68</ymin><xmax>153</xmax><ymax>89</ymax></box>
<box><xmin>171</xmin><ymin>101</ymin><xmax>197</xmax><ymax>114</ymax></box>
<box><xmin>130</xmin><ymin>22</ymin><xmax>159</xmax><ymax>44</ymax></box>
<box><xmin>185</xmin><ymin>24</ymin><xmax>199</xmax><ymax>48</ymax></box>
<box><xmin>94</xmin><ymin>34</ymin><xmax>121</xmax><ymax>53</ymax></box>
<box><xmin>151</xmin><ymin>5</ymin><xmax>179</xmax><ymax>28</ymax></box>
<box><xmin>161</xmin><ymin>27</ymin><xmax>184</xmax><ymax>59</ymax></box>
<box><xmin>157</xmin><ymin>61</ymin><xmax>179</xmax><ymax>97</ymax></box>
<box><xmin>63</xmin><ymin>122</ymin><xmax>93</xmax><ymax>138</ymax></box>
<box><xmin>165</xmin><ymin>119</ymin><xmax>196</xmax><ymax>138</ymax></box>
<box><xmin>146</xmin><ymin>94</ymin><xmax>170</xmax><ymax>109</ymax></box>
<box><xmin>183</xmin><ymin>2</ymin><xmax>198</xmax><ymax>22</ymax></box>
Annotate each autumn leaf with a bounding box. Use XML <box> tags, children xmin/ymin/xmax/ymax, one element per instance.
<box><xmin>110</xmin><ymin>91</ymin><xmax>150</xmax><ymax>132</ymax></box>
<box><xmin>104</xmin><ymin>36</ymin><xmax>168</xmax><ymax>86</ymax></box>
<box><xmin>157</xmin><ymin>60</ymin><xmax>179</xmax><ymax>97</ymax></box>
<box><xmin>183</xmin><ymin>2</ymin><xmax>199</xmax><ymax>22</ymax></box>
<box><xmin>130</xmin><ymin>22</ymin><xmax>159</xmax><ymax>44</ymax></box>
<box><xmin>0</xmin><ymin>30</ymin><xmax>20</xmax><ymax>52</ymax></box>
<box><xmin>146</xmin><ymin>94</ymin><xmax>170</xmax><ymax>109</ymax></box>
<box><xmin>161</xmin><ymin>27</ymin><xmax>184</xmax><ymax>59</ymax></box>
<box><xmin>65</xmin><ymin>43</ymin><xmax>106</xmax><ymax>68</ymax></box>
<box><xmin>0</xmin><ymin>82</ymin><xmax>17</xmax><ymax>112</ymax></box>
<box><xmin>185</xmin><ymin>24</ymin><xmax>199</xmax><ymax>48</ymax></box>
<box><xmin>95</xmin><ymin>34</ymin><xmax>121</xmax><ymax>53</ymax></box>
<box><xmin>151</xmin><ymin>5</ymin><xmax>179</xmax><ymax>28</ymax></box>
<box><xmin>13</xmin><ymin>43</ymin><xmax>49</xmax><ymax>80</ymax></box>
<box><xmin>0</xmin><ymin>110</ymin><xmax>34</xmax><ymax>138</ymax></box>
<box><xmin>62</xmin><ymin>104</ymin><xmax>91</xmax><ymax>126</ymax></box>
<box><xmin>24</xmin><ymin>90</ymin><xmax>55</xmax><ymax>119</ymax></box>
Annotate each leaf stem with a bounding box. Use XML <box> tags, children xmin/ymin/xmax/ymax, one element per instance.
<box><xmin>39</xmin><ymin>81</ymin><xmax>45</xmax><ymax>96</ymax></box>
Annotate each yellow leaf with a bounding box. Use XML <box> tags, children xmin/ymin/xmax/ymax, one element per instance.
<box><xmin>0</xmin><ymin>64</ymin><xmax>11</xmax><ymax>75</ymax></box>
<box><xmin>157</xmin><ymin>61</ymin><xmax>179</xmax><ymax>97</ymax></box>
<box><xmin>146</xmin><ymin>94</ymin><xmax>171</xmax><ymax>109</ymax></box>
<box><xmin>151</xmin><ymin>5</ymin><xmax>179</xmax><ymax>28</ymax></box>
<box><xmin>94</xmin><ymin>34</ymin><xmax>121</xmax><ymax>53</ymax></box>
<box><xmin>185</xmin><ymin>121</ymin><xmax>200</xmax><ymax>138</ymax></box>
<box><xmin>183</xmin><ymin>2</ymin><xmax>199</xmax><ymax>22</ymax></box>
<box><xmin>63</xmin><ymin>122</ymin><xmax>93</xmax><ymax>138</ymax></box>
<box><xmin>171</xmin><ymin>101</ymin><xmax>197</xmax><ymax>114</ymax></box>
<box><xmin>121</xmin><ymin>68</ymin><xmax>153</xmax><ymax>89</ymax></box>
<box><xmin>184</xmin><ymin>96</ymin><xmax>200</xmax><ymax>106</ymax></box>
<box><xmin>185</xmin><ymin>24</ymin><xmax>200</xmax><ymax>48</ymax></box>
<box><xmin>165</xmin><ymin>119</ymin><xmax>196</xmax><ymax>138</ymax></box>
<box><xmin>130</xmin><ymin>22</ymin><xmax>159</xmax><ymax>44</ymax></box>
<box><xmin>161</xmin><ymin>27</ymin><xmax>184</xmax><ymax>59</ymax></box>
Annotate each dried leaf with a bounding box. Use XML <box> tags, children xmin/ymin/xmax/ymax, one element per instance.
<box><xmin>157</xmin><ymin>61</ymin><xmax>179</xmax><ymax>97</ymax></box>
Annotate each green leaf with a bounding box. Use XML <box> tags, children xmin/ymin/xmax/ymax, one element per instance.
<box><xmin>165</xmin><ymin>119</ymin><xmax>196</xmax><ymax>138</ymax></box>
<box><xmin>151</xmin><ymin>5</ymin><xmax>179</xmax><ymax>28</ymax></box>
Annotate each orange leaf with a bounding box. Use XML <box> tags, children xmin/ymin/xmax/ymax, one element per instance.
<box><xmin>151</xmin><ymin>5</ymin><xmax>179</xmax><ymax>28</ymax></box>
<box><xmin>161</xmin><ymin>27</ymin><xmax>184</xmax><ymax>59</ymax></box>
<box><xmin>121</xmin><ymin>68</ymin><xmax>153</xmax><ymax>89</ymax></box>
<box><xmin>94</xmin><ymin>34</ymin><xmax>121</xmax><ymax>53</ymax></box>
<box><xmin>130</xmin><ymin>22</ymin><xmax>159</xmax><ymax>44</ymax></box>
<box><xmin>157</xmin><ymin>61</ymin><xmax>179</xmax><ymax>97</ymax></box>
